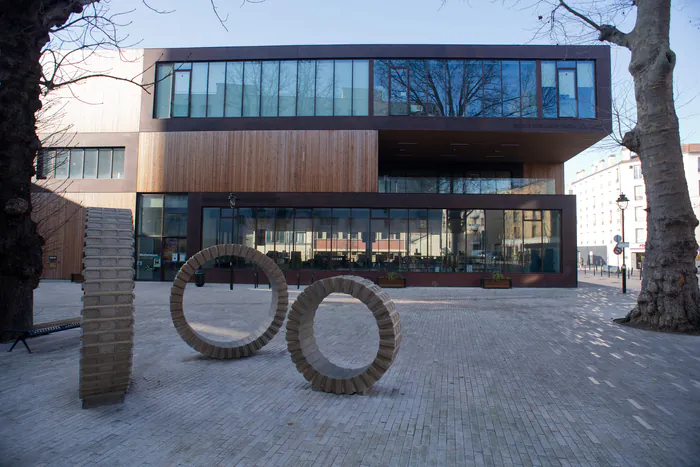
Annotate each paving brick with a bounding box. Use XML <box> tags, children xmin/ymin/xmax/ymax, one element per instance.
<box><xmin>2</xmin><ymin>281</ymin><xmax>699</xmax><ymax>466</ymax></box>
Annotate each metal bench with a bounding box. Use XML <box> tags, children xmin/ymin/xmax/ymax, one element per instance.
<box><xmin>7</xmin><ymin>318</ymin><xmax>81</xmax><ymax>353</ymax></box>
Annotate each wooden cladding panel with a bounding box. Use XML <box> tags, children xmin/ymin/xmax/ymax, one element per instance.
<box><xmin>137</xmin><ymin>130</ymin><xmax>379</xmax><ymax>193</ymax></box>
<box><xmin>32</xmin><ymin>191</ymin><xmax>136</xmax><ymax>280</ymax></box>
<box><xmin>523</xmin><ymin>163</ymin><xmax>565</xmax><ymax>195</ymax></box>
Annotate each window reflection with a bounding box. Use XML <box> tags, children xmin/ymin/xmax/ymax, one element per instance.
<box><xmin>194</xmin><ymin>206</ymin><xmax>562</xmax><ymax>275</ymax></box>
<box><xmin>243</xmin><ymin>61</ymin><xmax>261</xmax><ymax>117</ymax></box>
<box><xmin>154</xmin><ymin>56</ymin><xmax>594</xmax><ymax>120</ymax></box>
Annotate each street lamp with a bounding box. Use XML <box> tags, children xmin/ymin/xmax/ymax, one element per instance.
<box><xmin>616</xmin><ymin>193</ymin><xmax>629</xmax><ymax>294</ymax></box>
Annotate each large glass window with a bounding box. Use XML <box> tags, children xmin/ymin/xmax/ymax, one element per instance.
<box><xmin>297</xmin><ymin>60</ymin><xmax>316</xmax><ymax>116</ymax></box>
<box><xmin>293</xmin><ymin>208</ymin><xmax>313</xmax><ymax>268</ymax></box>
<box><xmin>155</xmin><ymin>56</ymin><xmax>596</xmax><ymax>120</ymax></box>
<box><xmin>390</xmin><ymin>65</ymin><xmax>409</xmax><ymax>116</ymax></box>
<box><xmin>255</xmin><ymin>207</ymin><xmax>275</xmax><ymax>256</ymax></box>
<box><xmin>261</xmin><ymin>61</ymin><xmax>280</xmax><ymax>117</ymax></box>
<box><xmin>207</xmin><ymin>62</ymin><xmax>226</xmax><ymax>117</ymax></box>
<box><xmin>577</xmin><ymin>61</ymin><xmax>596</xmax><ymax>118</ymax></box>
<box><xmin>465</xmin><ymin>60</ymin><xmax>482</xmax><ymax>117</ymax></box>
<box><xmin>313</xmin><ymin>208</ymin><xmax>332</xmax><ymax>268</ymax></box>
<box><xmin>315</xmin><ymin>60</ymin><xmax>334</xmax><ymax>116</ymax></box>
<box><xmin>225</xmin><ymin>62</ymin><xmax>244</xmax><ymax>117</ymax></box>
<box><xmin>138</xmin><ymin>195</ymin><xmax>164</xmax><ymax>236</ymax></box>
<box><xmin>279</xmin><ymin>61</ymin><xmax>297</xmax><ymax>117</ymax></box>
<box><xmin>274</xmin><ymin>208</ymin><xmax>294</xmax><ymax>269</ymax></box>
<box><xmin>202</xmin><ymin>208</ymin><xmax>220</xmax><ymax>248</ymax></box>
<box><xmin>190</xmin><ymin>62</ymin><xmax>208</xmax><ymax>118</ymax></box>
<box><xmin>350</xmin><ymin>208</ymin><xmax>370</xmax><ymax>269</ymax></box>
<box><xmin>389</xmin><ymin>209</ymin><xmax>409</xmax><ymax>267</ymax></box>
<box><xmin>520</xmin><ymin>61</ymin><xmax>537</xmax><ymax>118</ymax></box>
<box><xmin>155</xmin><ymin>63</ymin><xmax>173</xmax><ymax>118</ymax></box>
<box><xmin>39</xmin><ymin>147</ymin><xmax>125</xmax><ymax>180</ymax></box>
<box><xmin>112</xmin><ymin>148</ymin><xmax>125</xmax><ymax>179</ymax></box>
<box><xmin>482</xmin><ymin>60</ymin><xmax>502</xmax><ymax>117</ymax></box>
<box><xmin>97</xmin><ymin>149</ymin><xmax>112</xmax><ymax>179</ymax></box>
<box><xmin>172</xmin><ymin>63</ymin><xmax>191</xmax><ymax>117</ymax></box>
<box><xmin>503</xmin><ymin>210</ymin><xmax>523</xmax><ymax>273</ymax></box>
<box><xmin>84</xmin><ymin>149</ymin><xmax>98</xmax><ymax>179</ymax></box>
<box><xmin>373</xmin><ymin>60</ymin><xmax>390</xmax><ymax>116</ymax></box>
<box><xmin>541</xmin><ymin>61</ymin><xmax>557</xmax><ymax>118</ymax></box>
<box><xmin>331</xmin><ymin>208</ymin><xmax>351</xmax><ymax>268</ymax></box>
<box><xmin>243</xmin><ymin>61</ymin><xmax>262</xmax><ymax>117</ymax></box>
<box><xmin>192</xmin><ymin>206</ymin><xmax>564</xmax><ymax>276</ymax></box>
<box><xmin>558</xmin><ymin>61</ymin><xmax>577</xmax><ymax>118</ymax></box>
<box><xmin>543</xmin><ymin>210</ymin><xmax>561</xmax><ymax>273</ymax></box>
<box><xmin>164</xmin><ymin>195</ymin><xmax>188</xmax><ymax>237</ymax></box>
<box><xmin>69</xmin><ymin>149</ymin><xmax>84</xmax><ymax>179</ymax></box>
<box><xmin>352</xmin><ymin>60</ymin><xmax>369</xmax><ymax>116</ymax></box>
<box><xmin>502</xmin><ymin>61</ymin><xmax>520</xmax><ymax>118</ymax></box>
<box><xmin>334</xmin><ymin>60</ymin><xmax>353</xmax><ymax>116</ymax></box>
<box><xmin>371</xmin><ymin>209</ymin><xmax>390</xmax><ymax>268</ymax></box>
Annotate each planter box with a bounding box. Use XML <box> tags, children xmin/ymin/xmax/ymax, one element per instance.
<box><xmin>377</xmin><ymin>277</ymin><xmax>406</xmax><ymax>288</ymax></box>
<box><xmin>480</xmin><ymin>278</ymin><xmax>512</xmax><ymax>289</ymax></box>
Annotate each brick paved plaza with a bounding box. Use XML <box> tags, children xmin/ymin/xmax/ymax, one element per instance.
<box><xmin>1</xmin><ymin>279</ymin><xmax>699</xmax><ymax>466</ymax></box>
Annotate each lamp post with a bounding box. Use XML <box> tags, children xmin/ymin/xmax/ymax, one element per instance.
<box><xmin>228</xmin><ymin>193</ymin><xmax>236</xmax><ymax>290</ymax></box>
<box><xmin>616</xmin><ymin>193</ymin><xmax>629</xmax><ymax>294</ymax></box>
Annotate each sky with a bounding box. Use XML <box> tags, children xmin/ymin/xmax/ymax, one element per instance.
<box><xmin>114</xmin><ymin>0</ymin><xmax>700</xmax><ymax>184</ymax></box>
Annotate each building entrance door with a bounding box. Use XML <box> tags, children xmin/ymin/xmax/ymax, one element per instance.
<box><xmin>162</xmin><ymin>237</ymin><xmax>187</xmax><ymax>282</ymax></box>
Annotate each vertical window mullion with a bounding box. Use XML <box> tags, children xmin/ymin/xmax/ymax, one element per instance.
<box><xmin>331</xmin><ymin>60</ymin><xmax>335</xmax><ymax>116</ymax></box>
<box><xmin>204</xmin><ymin>62</ymin><xmax>210</xmax><ymax>117</ymax></box>
<box><xmin>350</xmin><ymin>60</ymin><xmax>354</xmax><ymax>116</ymax></box>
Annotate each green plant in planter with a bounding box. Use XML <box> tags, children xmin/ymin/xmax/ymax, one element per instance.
<box><xmin>385</xmin><ymin>271</ymin><xmax>399</xmax><ymax>281</ymax></box>
<box><xmin>492</xmin><ymin>272</ymin><xmax>510</xmax><ymax>281</ymax></box>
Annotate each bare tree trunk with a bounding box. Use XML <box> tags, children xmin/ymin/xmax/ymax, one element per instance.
<box><xmin>0</xmin><ymin>1</ymin><xmax>95</xmax><ymax>340</ymax></box>
<box><xmin>617</xmin><ymin>0</ymin><xmax>700</xmax><ymax>332</ymax></box>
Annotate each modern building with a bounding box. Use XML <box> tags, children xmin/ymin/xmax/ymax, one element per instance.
<box><xmin>567</xmin><ymin>144</ymin><xmax>700</xmax><ymax>269</ymax></box>
<box><xmin>33</xmin><ymin>44</ymin><xmax>612</xmax><ymax>287</ymax></box>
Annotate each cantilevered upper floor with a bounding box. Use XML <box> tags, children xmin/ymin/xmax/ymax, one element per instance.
<box><xmin>140</xmin><ymin>44</ymin><xmax>612</xmax><ymax>163</ymax></box>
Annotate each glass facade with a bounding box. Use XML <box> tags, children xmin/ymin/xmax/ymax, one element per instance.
<box><xmin>378</xmin><ymin>173</ymin><xmax>556</xmax><ymax>195</ymax></box>
<box><xmin>136</xmin><ymin>194</ymin><xmax>188</xmax><ymax>281</ymax></box>
<box><xmin>374</xmin><ymin>59</ymin><xmax>545</xmax><ymax>118</ymax></box>
<box><xmin>155</xmin><ymin>59</ymin><xmax>371</xmax><ymax>118</ymax></box>
<box><xmin>155</xmin><ymin>57</ymin><xmax>597</xmax><ymax>120</ymax></box>
<box><xmin>541</xmin><ymin>60</ymin><xmax>596</xmax><ymax>118</ymax></box>
<box><xmin>37</xmin><ymin>147</ymin><xmax>125</xmax><ymax>180</ymax></box>
<box><xmin>199</xmin><ymin>207</ymin><xmax>561</xmax><ymax>274</ymax></box>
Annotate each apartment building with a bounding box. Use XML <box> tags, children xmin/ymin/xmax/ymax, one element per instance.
<box><xmin>567</xmin><ymin>144</ymin><xmax>700</xmax><ymax>269</ymax></box>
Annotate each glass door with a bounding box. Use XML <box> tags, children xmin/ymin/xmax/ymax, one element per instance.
<box><xmin>162</xmin><ymin>238</ymin><xmax>187</xmax><ymax>282</ymax></box>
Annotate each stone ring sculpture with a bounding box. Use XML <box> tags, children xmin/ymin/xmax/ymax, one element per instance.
<box><xmin>170</xmin><ymin>244</ymin><xmax>288</xmax><ymax>359</ymax></box>
<box><xmin>286</xmin><ymin>276</ymin><xmax>401</xmax><ymax>394</ymax></box>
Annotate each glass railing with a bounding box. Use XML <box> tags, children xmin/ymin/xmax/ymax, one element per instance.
<box><xmin>378</xmin><ymin>177</ymin><xmax>556</xmax><ymax>195</ymax></box>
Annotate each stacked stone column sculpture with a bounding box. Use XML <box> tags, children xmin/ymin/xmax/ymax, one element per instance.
<box><xmin>79</xmin><ymin>208</ymin><xmax>135</xmax><ymax>409</ymax></box>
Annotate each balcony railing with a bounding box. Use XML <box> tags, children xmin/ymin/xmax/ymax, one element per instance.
<box><xmin>378</xmin><ymin>177</ymin><xmax>556</xmax><ymax>195</ymax></box>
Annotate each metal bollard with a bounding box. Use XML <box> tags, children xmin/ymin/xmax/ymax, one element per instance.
<box><xmin>229</xmin><ymin>263</ymin><xmax>234</xmax><ymax>291</ymax></box>
<box><xmin>297</xmin><ymin>272</ymin><xmax>301</xmax><ymax>290</ymax></box>
<box><xmin>254</xmin><ymin>271</ymin><xmax>259</xmax><ymax>289</ymax></box>
<box><xmin>608</xmin><ymin>267</ymin><xmax>611</xmax><ymax>278</ymax></box>
<box><xmin>311</xmin><ymin>272</ymin><xmax>315</xmax><ymax>284</ymax></box>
